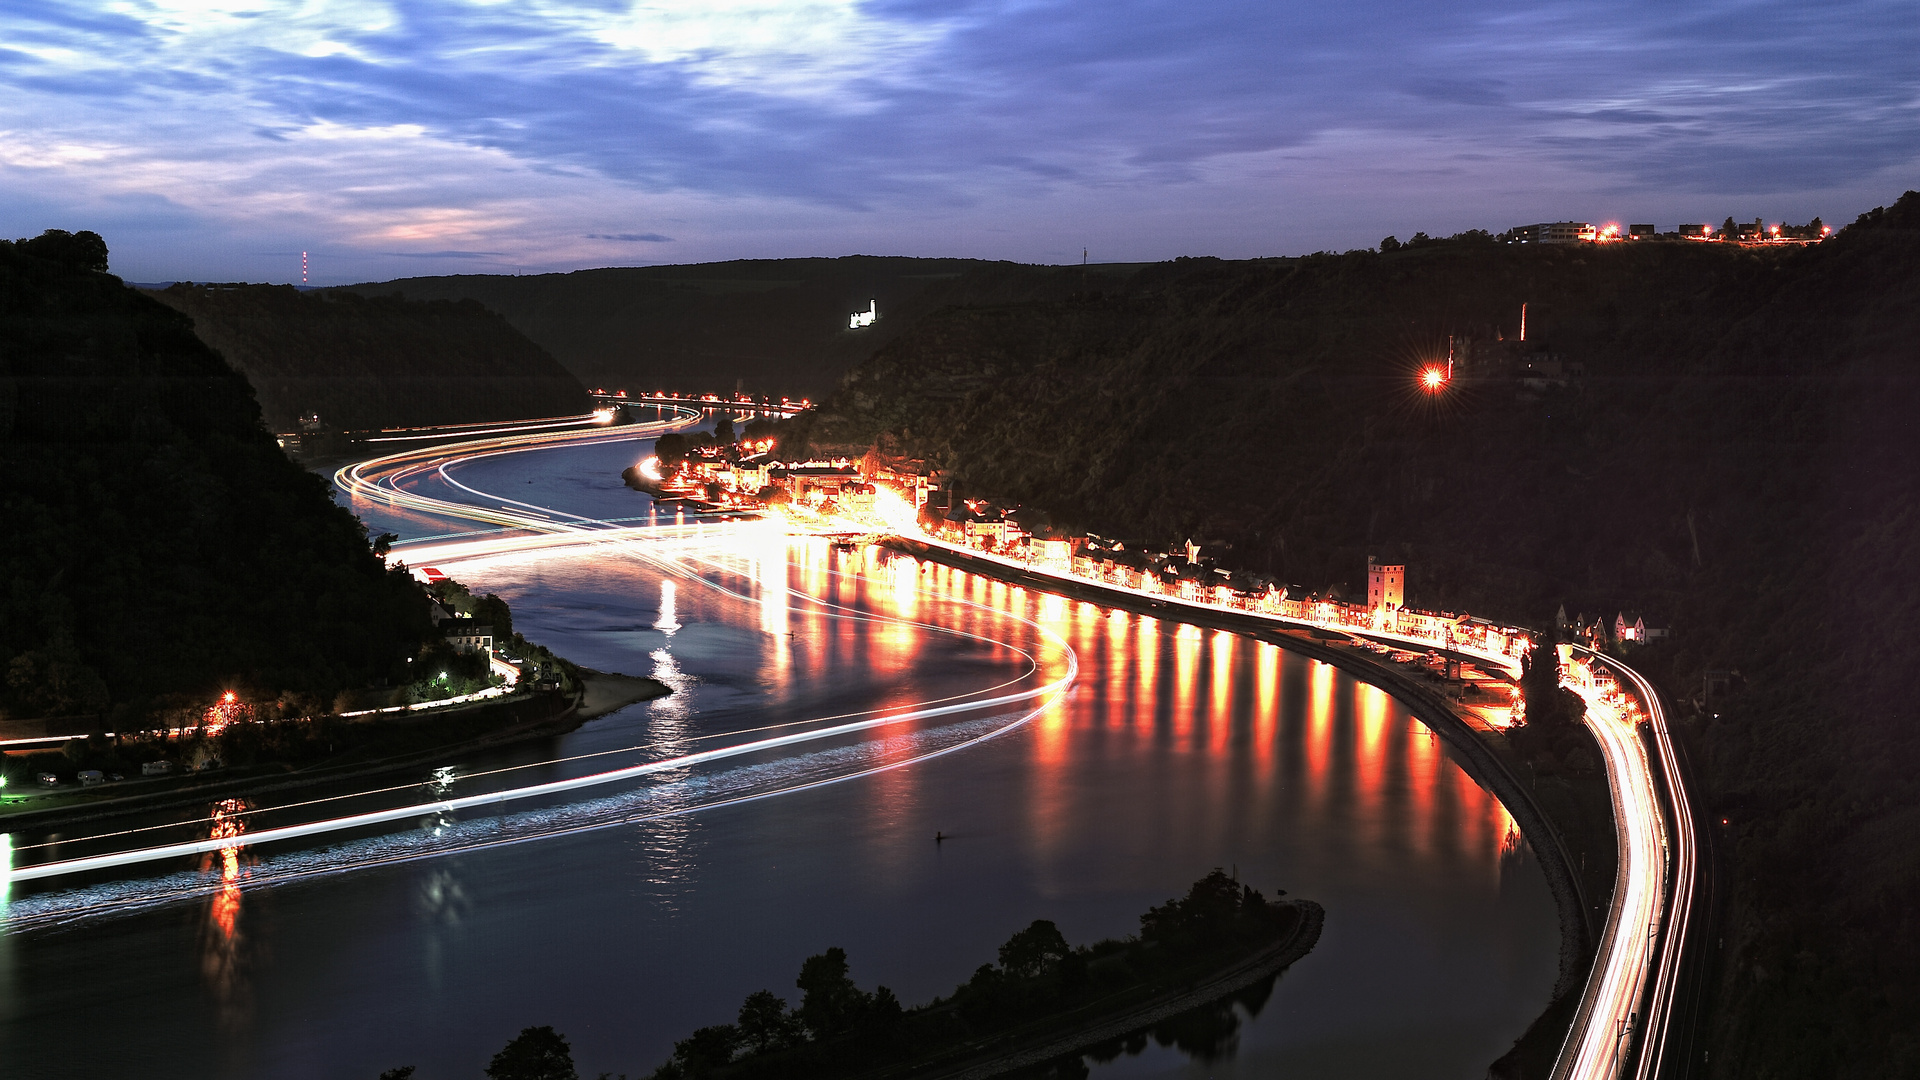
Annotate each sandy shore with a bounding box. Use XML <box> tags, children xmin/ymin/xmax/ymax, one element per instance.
<box><xmin>576</xmin><ymin>670</ymin><xmax>671</xmax><ymax>719</ymax></box>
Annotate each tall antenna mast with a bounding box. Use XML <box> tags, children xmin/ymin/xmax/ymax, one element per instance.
<box><xmin>1520</xmin><ymin>302</ymin><xmax>1527</xmax><ymax>342</ymax></box>
<box><xmin>301</xmin><ymin>250</ymin><xmax>309</xmax><ymax>286</ymax></box>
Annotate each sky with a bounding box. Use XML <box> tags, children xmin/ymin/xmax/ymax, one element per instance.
<box><xmin>3</xmin><ymin>0</ymin><xmax>1916</xmax><ymax>284</ymax></box>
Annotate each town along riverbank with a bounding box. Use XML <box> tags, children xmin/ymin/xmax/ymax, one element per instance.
<box><xmin>634</xmin><ymin>871</ymin><xmax>1321</xmax><ymax>1080</ymax></box>
<box><xmin>881</xmin><ymin>535</ymin><xmax>1612</xmax><ymax>1076</ymax></box>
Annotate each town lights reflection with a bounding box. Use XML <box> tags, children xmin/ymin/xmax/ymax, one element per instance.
<box><xmin>6</xmin><ymin>526</ymin><xmax>1078</xmax><ymax>888</ymax></box>
<box><xmin>205</xmin><ymin>799</ymin><xmax>248</xmax><ymax>940</ymax></box>
<box><xmin>201</xmin><ymin>798</ymin><xmax>250</xmax><ymax>1024</ymax></box>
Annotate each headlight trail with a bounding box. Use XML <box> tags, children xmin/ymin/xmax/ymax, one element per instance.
<box><xmin>7</xmin><ymin>417</ymin><xmax>1079</xmax><ymax>897</ymax></box>
<box><xmin>1551</xmin><ymin>645</ymin><xmax>1694</xmax><ymax>1080</ymax></box>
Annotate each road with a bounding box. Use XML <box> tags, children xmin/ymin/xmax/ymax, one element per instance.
<box><xmin>19</xmin><ymin>404</ymin><xmax>1706</xmax><ymax>1078</ymax></box>
<box><xmin>1554</xmin><ymin>645</ymin><xmax>1699</xmax><ymax>1080</ymax></box>
<box><xmin>894</xmin><ymin>532</ymin><xmax>1700</xmax><ymax>1080</ymax></box>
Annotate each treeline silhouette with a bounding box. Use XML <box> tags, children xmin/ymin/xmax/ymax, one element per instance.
<box><xmin>332</xmin><ymin>256</ymin><xmax>1139</xmax><ymax>398</ymax></box>
<box><xmin>784</xmin><ymin>193</ymin><xmax>1920</xmax><ymax>1078</ymax></box>
<box><xmin>147</xmin><ymin>282</ymin><xmax>588</xmax><ymax>431</ymax></box>
<box><xmin>0</xmin><ymin>234</ymin><xmax>435</xmax><ymax>726</ymax></box>
<box><xmin>400</xmin><ymin>871</ymin><xmax>1309</xmax><ymax>1080</ymax></box>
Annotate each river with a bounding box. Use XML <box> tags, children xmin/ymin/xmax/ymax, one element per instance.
<box><xmin>0</xmin><ymin>429</ymin><xmax>1559</xmax><ymax>1080</ymax></box>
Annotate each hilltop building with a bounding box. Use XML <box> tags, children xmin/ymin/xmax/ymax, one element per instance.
<box><xmin>1509</xmin><ymin>222</ymin><xmax>1596</xmax><ymax>244</ymax></box>
<box><xmin>849</xmin><ymin>300</ymin><xmax>877</xmax><ymax>329</ymax></box>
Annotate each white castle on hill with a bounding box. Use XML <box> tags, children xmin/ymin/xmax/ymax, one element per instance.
<box><xmin>849</xmin><ymin>299</ymin><xmax>876</xmax><ymax>329</ymax></box>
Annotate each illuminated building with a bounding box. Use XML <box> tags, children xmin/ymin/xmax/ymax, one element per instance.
<box><xmin>1367</xmin><ymin>556</ymin><xmax>1404</xmax><ymax>611</ymax></box>
<box><xmin>1509</xmin><ymin>222</ymin><xmax>1597</xmax><ymax>244</ymax></box>
<box><xmin>1613</xmin><ymin>611</ymin><xmax>1669</xmax><ymax>643</ymax></box>
<box><xmin>849</xmin><ymin>299</ymin><xmax>877</xmax><ymax>329</ymax></box>
<box><xmin>442</xmin><ymin>618</ymin><xmax>494</xmax><ymax>655</ymax></box>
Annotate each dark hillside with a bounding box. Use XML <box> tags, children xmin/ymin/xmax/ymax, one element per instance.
<box><xmin>146</xmin><ymin>283</ymin><xmax>588</xmax><ymax>431</ymax></box>
<box><xmin>334</xmin><ymin>256</ymin><xmax>1134</xmax><ymax>396</ymax></box>
<box><xmin>793</xmin><ymin>197</ymin><xmax>1920</xmax><ymax>1078</ymax></box>
<box><xmin>0</xmin><ymin>240</ymin><xmax>433</xmax><ymax>723</ymax></box>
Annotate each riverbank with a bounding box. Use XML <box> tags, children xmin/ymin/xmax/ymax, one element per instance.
<box><xmin>897</xmin><ymin>900</ymin><xmax>1324</xmax><ymax>1080</ymax></box>
<box><xmin>640</xmin><ymin>871</ymin><xmax>1318</xmax><ymax>1080</ymax></box>
<box><xmin>882</xmin><ymin>535</ymin><xmax>1608</xmax><ymax>1068</ymax></box>
<box><xmin>0</xmin><ymin>670</ymin><xmax>667</xmax><ymax>833</ymax></box>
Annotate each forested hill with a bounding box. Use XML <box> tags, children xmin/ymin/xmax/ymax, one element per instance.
<box><xmin>146</xmin><ymin>283</ymin><xmax>588</xmax><ymax>431</ymax></box>
<box><xmin>792</xmin><ymin>194</ymin><xmax>1920</xmax><ymax>1078</ymax></box>
<box><xmin>332</xmin><ymin>256</ymin><xmax>1110</xmax><ymax>397</ymax></box>
<box><xmin>0</xmin><ymin>238</ymin><xmax>432</xmax><ymax>723</ymax></box>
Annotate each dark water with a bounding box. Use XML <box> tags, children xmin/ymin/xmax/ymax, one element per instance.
<box><xmin>0</xmin><ymin>432</ymin><xmax>1558</xmax><ymax>1079</ymax></box>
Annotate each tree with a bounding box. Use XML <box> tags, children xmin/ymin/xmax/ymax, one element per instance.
<box><xmin>795</xmin><ymin>947</ymin><xmax>871</xmax><ymax>1039</ymax></box>
<box><xmin>486</xmin><ymin>1026</ymin><xmax>579</xmax><ymax>1080</ymax></box>
<box><xmin>1379</xmin><ymin>236</ymin><xmax>1401</xmax><ymax>252</ymax></box>
<box><xmin>372</xmin><ymin>531</ymin><xmax>398</xmax><ymax>557</ymax></box>
<box><xmin>1138</xmin><ymin>869</ymin><xmax>1260</xmax><ymax>946</ymax></box>
<box><xmin>377</xmin><ymin>1069</ymin><xmax>415</xmax><ymax>1080</ymax></box>
<box><xmin>998</xmin><ymin>919</ymin><xmax>1070</xmax><ymax>978</ymax></box>
<box><xmin>1721</xmin><ymin>216</ymin><xmax>1738</xmax><ymax>239</ymax></box>
<box><xmin>736</xmin><ymin>990</ymin><xmax>803</xmax><ymax>1055</ymax></box>
<box><xmin>668</xmin><ymin>1025</ymin><xmax>737</xmax><ymax>1077</ymax></box>
<box><xmin>16</xmin><ymin>229</ymin><xmax>109</xmax><ymax>272</ymax></box>
<box><xmin>7</xmin><ymin>643</ymin><xmax>110</xmax><ymax>717</ymax></box>
<box><xmin>655</xmin><ymin>433</ymin><xmax>690</xmax><ymax>464</ymax></box>
<box><xmin>473</xmin><ymin>593</ymin><xmax>514</xmax><ymax>645</ymax></box>
<box><xmin>713</xmin><ymin>415</ymin><xmax>736</xmax><ymax>445</ymax></box>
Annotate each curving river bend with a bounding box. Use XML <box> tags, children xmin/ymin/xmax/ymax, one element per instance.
<box><xmin>0</xmin><ymin>429</ymin><xmax>1559</xmax><ymax>1079</ymax></box>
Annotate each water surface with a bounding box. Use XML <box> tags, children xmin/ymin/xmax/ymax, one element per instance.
<box><xmin>0</xmin><ymin>433</ymin><xmax>1558</xmax><ymax>1079</ymax></box>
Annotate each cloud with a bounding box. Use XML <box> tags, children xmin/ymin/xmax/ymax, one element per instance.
<box><xmin>0</xmin><ymin>0</ymin><xmax>1914</xmax><ymax>281</ymax></box>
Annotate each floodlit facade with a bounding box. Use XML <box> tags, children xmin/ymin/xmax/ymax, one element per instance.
<box><xmin>1510</xmin><ymin>222</ymin><xmax>1597</xmax><ymax>244</ymax></box>
<box><xmin>1368</xmin><ymin>556</ymin><xmax>1405</xmax><ymax>611</ymax></box>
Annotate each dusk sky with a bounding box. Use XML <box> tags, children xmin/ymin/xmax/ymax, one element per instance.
<box><xmin>4</xmin><ymin>0</ymin><xmax>1915</xmax><ymax>284</ymax></box>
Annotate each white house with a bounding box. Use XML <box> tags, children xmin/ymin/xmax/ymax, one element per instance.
<box><xmin>443</xmin><ymin>620</ymin><xmax>495</xmax><ymax>655</ymax></box>
<box><xmin>849</xmin><ymin>300</ymin><xmax>877</xmax><ymax>329</ymax></box>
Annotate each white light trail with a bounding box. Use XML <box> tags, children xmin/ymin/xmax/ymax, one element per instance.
<box><xmin>8</xmin><ymin>414</ymin><xmax>1078</xmax><ymax>891</ymax></box>
<box><xmin>7</xmin><ymin>654</ymin><xmax>1073</xmax><ymax>884</ymax></box>
<box><xmin>1551</xmin><ymin>645</ymin><xmax>1694</xmax><ymax>1080</ymax></box>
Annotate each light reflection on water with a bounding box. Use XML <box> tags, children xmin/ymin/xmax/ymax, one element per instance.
<box><xmin>0</xmin><ymin>443</ymin><xmax>1558</xmax><ymax>1080</ymax></box>
<box><xmin>200</xmin><ymin>799</ymin><xmax>252</xmax><ymax>1032</ymax></box>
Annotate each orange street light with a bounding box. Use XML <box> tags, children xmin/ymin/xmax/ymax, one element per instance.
<box><xmin>1420</xmin><ymin>365</ymin><xmax>1450</xmax><ymax>393</ymax></box>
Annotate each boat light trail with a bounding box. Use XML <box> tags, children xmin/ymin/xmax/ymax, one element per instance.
<box><xmin>7</xmin><ymin>651</ymin><xmax>1074</xmax><ymax>885</ymax></box>
<box><xmin>10</xmin><ymin>417</ymin><xmax>1079</xmax><ymax>889</ymax></box>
